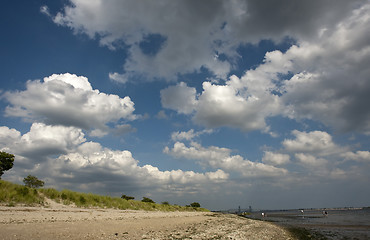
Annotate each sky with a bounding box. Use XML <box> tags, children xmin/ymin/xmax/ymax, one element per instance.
<box><xmin>0</xmin><ymin>0</ymin><xmax>369</xmax><ymax>211</ymax></box>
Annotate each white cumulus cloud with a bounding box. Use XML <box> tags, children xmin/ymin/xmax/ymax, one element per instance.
<box><xmin>0</xmin><ymin>123</ymin><xmax>228</xmax><ymax>198</ymax></box>
<box><xmin>164</xmin><ymin>141</ymin><xmax>288</xmax><ymax>178</ymax></box>
<box><xmin>341</xmin><ymin>151</ymin><xmax>370</xmax><ymax>163</ymax></box>
<box><xmin>282</xmin><ymin>130</ymin><xmax>344</xmax><ymax>156</ymax></box>
<box><xmin>0</xmin><ymin>123</ymin><xmax>85</xmax><ymax>163</ymax></box>
<box><xmin>171</xmin><ymin>129</ymin><xmax>213</xmax><ymax>142</ymax></box>
<box><xmin>4</xmin><ymin>73</ymin><xmax>137</xmax><ymax>136</ymax></box>
<box><xmin>262</xmin><ymin>151</ymin><xmax>290</xmax><ymax>166</ymax></box>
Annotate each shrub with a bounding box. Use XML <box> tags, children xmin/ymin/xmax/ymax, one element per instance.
<box><xmin>142</xmin><ymin>197</ymin><xmax>155</xmax><ymax>203</ymax></box>
<box><xmin>23</xmin><ymin>175</ymin><xmax>44</xmax><ymax>188</ymax></box>
<box><xmin>79</xmin><ymin>195</ymin><xmax>86</xmax><ymax>204</ymax></box>
<box><xmin>16</xmin><ymin>186</ymin><xmax>29</xmax><ymax>196</ymax></box>
<box><xmin>121</xmin><ymin>194</ymin><xmax>134</xmax><ymax>200</ymax></box>
<box><xmin>190</xmin><ymin>202</ymin><xmax>201</xmax><ymax>208</ymax></box>
<box><xmin>61</xmin><ymin>193</ymin><xmax>67</xmax><ymax>200</ymax></box>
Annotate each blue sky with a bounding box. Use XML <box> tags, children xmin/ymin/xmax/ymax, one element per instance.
<box><xmin>1</xmin><ymin>0</ymin><xmax>369</xmax><ymax>210</ymax></box>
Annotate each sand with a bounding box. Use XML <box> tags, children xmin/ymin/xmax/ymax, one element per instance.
<box><xmin>0</xmin><ymin>200</ymin><xmax>294</xmax><ymax>240</ymax></box>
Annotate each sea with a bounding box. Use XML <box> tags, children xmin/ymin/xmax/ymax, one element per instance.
<box><xmin>245</xmin><ymin>208</ymin><xmax>370</xmax><ymax>240</ymax></box>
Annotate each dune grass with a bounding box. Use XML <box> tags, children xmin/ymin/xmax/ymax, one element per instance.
<box><xmin>0</xmin><ymin>180</ymin><xmax>44</xmax><ymax>206</ymax></box>
<box><xmin>0</xmin><ymin>180</ymin><xmax>208</xmax><ymax>212</ymax></box>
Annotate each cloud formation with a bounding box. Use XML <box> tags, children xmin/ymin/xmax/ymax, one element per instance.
<box><xmin>4</xmin><ymin>73</ymin><xmax>137</xmax><ymax>136</ymax></box>
<box><xmin>160</xmin><ymin>82</ymin><xmax>197</xmax><ymax>114</ymax></box>
<box><xmin>45</xmin><ymin>0</ymin><xmax>362</xmax><ymax>82</ymax></box>
<box><xmin>57</xmin><ymin>142</ymin><xmax>228</xmax><ymax>188</ymax></box>
<box><xmin>0</xmin><ymin>124</ymin><xmax>84</xmax><ymax>158</ymax></box>
<box><xmin>171</xmin><ymin>129</ymin><xmax>213</xmax><ymax>142</ymax></box>
<box><xmin>262</xmin><ymin>152</ymin><xmax>290</xmax><ymax>166</ymax></box>
<box><xmin>160</xmin><ymin>2</ymin><xmax>370</xmax><ymax>134</ymax></box>
<box><xmin>280</xmin><ymin>3</ymin><xmax>370</xmax><ymax>133</ymax></box>
<box><xmin>1</xmin><ymin>122</ymin><xmax>368</xmax><ymax>208</ymax></box>
<box><xmin>44</xmin><ymin>1</ymin><xmax>370</xmax><ymax>134</ymax></box>
<box><xmin>161</xmin><ymin>73</ymin><xmax>282</xmax><ymax>132</ymax></box>
<box><xmin>279</xmin><ymin>130</ymin><xmax>369</xmax><ymax>179</ymax></box>
<box><xmin>341</xmin><ymin>151</ymin><xmax>370</xmax><ymax>163</ymax></box>
<box><xmin>0</xmin><ymin>123</ymin><xmax>228</xmax><ymax>197</ymax></box>
<box><xmin>282</xmin><ymin>130</ymin><xmax>343</xmax><ymax>156</ymax></box>
<box><xmin>164</xmin><ymin>141</ymin><xmax>288</xmax><ymax>178</ymax></box>
<box><xmin>164</xmin><ymin>128</ymin><xmax>370</xmax><ymax>185</ymax></box>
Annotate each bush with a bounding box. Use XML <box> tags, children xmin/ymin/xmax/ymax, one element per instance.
<box><xmin>121</xmin><ymin>194</ymin><xmax>134</xmax><ymax>200</ymax></box>
<box><xmin>142</xmin><ymin>197</ymin><xmax>155</xmax><ymax>203</ymax></box>
<box><xmin>190</xmin><ymin>202</ymin><xmax>201</xmax><ymax>208</ymax></box>
<box><xmin>79</xmin><ymin>195</ymin><xmax>86</xmax><ymax>204</ymax></box>
<box><xmin>161</xmin><ymin>201</ymin><xmax>169</xmax><ymax>205</ymax></box>
<box><xmin>61</xmin><ymin>193</ymin><xmax>67</xmax><ymax>200</ymax></box>
<box><xmin>23</xmin><ymin>175</ymin><xmax>44</xmax><ymax>188</ymax></box>
<box><xmin>16</xmin><ymin>186</ymin><xmax>29</xmax><ymax>196</ymax></box>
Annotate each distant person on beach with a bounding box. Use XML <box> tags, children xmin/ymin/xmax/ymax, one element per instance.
<box><xmin>323</xmin><ymin>210</ymin><xmax>328</xmax><ymax>217</ymax></box>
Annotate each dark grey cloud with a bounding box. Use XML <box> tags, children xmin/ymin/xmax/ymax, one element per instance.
<box><xmin>48</xmin><ymin>0</ymin><xmax>365</xmax><ymax>83</ymax></box>
<box><xmin>50</xmin><ymin>0</ymin><xmax>362</xmax><ymax>81</ymax></box>
<box><xmin>158</xmin><ymin>1</ymin><xmax>370</xmax><ymax>134</ymax></box>
<box><xmin>230</xmin><ymin>0</ymin><xmax>362</xmax><ymax>42</ymax></box>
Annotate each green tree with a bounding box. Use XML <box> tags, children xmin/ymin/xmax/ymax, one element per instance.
<box><xmin>0</xmin><ymin>151</ymin><xmax>15</xmax><ymax>178</ymax></box>
<box><xmin>141</xmin><ymin>197</ymin><xmax>155</xmax><ymax>203</ymax></box>
<box><xmin>23</xmin><ymin>175</ymin><xmax>44</xmax><ymax>188</ymax></box>
<box><xmin>121</xmin><ymin>194</ymin><xmax>135</xmax><ymax>200</ymax></box>
<box><xmin>190</xmin><ymin>202</ymin><xmax>201</xmax><ymax>208</ymax></box>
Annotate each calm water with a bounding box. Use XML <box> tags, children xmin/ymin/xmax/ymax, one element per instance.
<box><xmin>246</xmin><ymin>208</ymin><xmax>370</xmax><ymax>239</ymax></box>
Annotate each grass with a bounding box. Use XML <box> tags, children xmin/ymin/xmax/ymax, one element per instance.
<box><xmin>0</xmin><ymin>180</ymin><xmax>209</xmax><ymax>212</ymax></box>
<box><xmin>0</xmin><ymin>180</ymin><xmax>44</xmax><ymax>206</ymax></box>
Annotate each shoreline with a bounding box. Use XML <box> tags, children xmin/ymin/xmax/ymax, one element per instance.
<box><xmin>0</xmin><ymin>205</ymin><xmax>294</xmax><ymax>239</ymax></box>
<box><xmin>243</xmin><ymin>216</ymin><xmax>370</xmax><ymax>240</ymax></box>
<box><xmin>285</xmin><ymin>223</ymin><xmax>370</xmax><ymax>240</ymax></box>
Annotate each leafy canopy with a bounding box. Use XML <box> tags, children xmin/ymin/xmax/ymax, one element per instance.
<box><xmin>141</xmin><ymin>197</ymin><xmax>155</xmax><ymax>203</ymax></box>
<box><xmin>121</xmin><ymin>194</ymin><xmax>135</xmax><ymax>200</ymax></box>
<box><xmin>23</xmin><ymin>175</ymin><xmax>44</xmax><ymax>188</ymax></box>
<box><xmin>0</xmin><ymin>151</ymin><xmax>15</xmax><ymax>178</ymax></box>
<box><xmin>190</xmin><ymin>202</ymin><xmax>201</xmax><ymax>208</ymax></box>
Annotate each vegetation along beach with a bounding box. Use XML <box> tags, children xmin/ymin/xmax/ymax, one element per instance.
<box><xmin>0</xmin><ymin>180</ymin><xmax>296</xmax><ymax>240</ymax></box>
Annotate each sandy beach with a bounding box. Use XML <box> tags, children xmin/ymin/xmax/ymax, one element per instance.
<box><xmin>0</xmin><ymin>200</ymin><xmax>294</xmax><ymax>240</ymax></box>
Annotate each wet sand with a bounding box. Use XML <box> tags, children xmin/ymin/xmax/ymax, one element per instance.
<box><xmin>0</xmin><ymin>201</ymin><xmax>294</xmax><ymax>239</ymax></box>
<box><xmin>294</xmin><ymin>223</ymin><xmax>370</xmax><ymax>240</ymax></box>
<box><xmin>246</xmin><ymin>209</ymin><xmax>370</xmax><ymax>240</ymax></box>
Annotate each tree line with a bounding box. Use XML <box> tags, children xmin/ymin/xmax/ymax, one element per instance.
<box><xmin>121</xmin><ymin>194</ymin><xmax>201</xmax><ymax>208</ymax></box>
